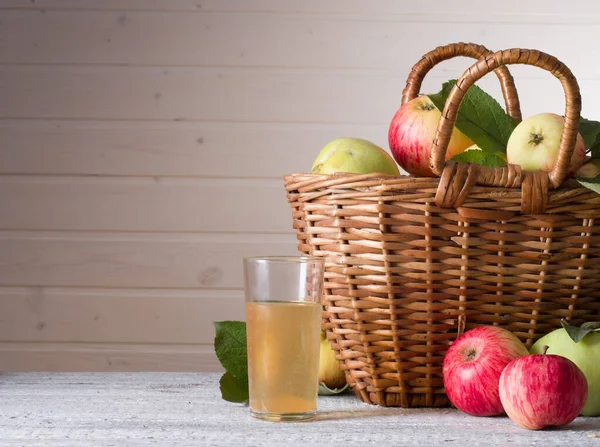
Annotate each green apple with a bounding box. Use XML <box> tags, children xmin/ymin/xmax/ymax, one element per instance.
<box><xmin>506</xmin><ymin>113</ymin><xmax>587</xmax><ymax>175</ymax></box>
<box><xmin>311</xmin><ymin>137</ymin><xmax>400</xmax><ymax>175</ymax></box>
<box><xmin>530</xmin><ymin>321</ymin><xmax>600</xmax><ymax>416</ymax></box>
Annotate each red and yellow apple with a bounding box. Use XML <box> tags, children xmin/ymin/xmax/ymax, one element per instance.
<box><xmin>442</xmin><ymin>326</ymin><xmax>529</xmax><ymax>417</ymax></box>
<box><xmin>388</xmin><ymin>96</ymin><xmax>473</xmax><ymax>177</ymax></box>
<box><xmin>506</xmin><ymin>113</ymin><xmax>587</xmax><ymax>175</ymax></box>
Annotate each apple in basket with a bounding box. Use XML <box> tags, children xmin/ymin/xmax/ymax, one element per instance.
<box><xmin>499</xmin><ymin>347</ymin><xmax>588</xmax><ymax>430</ymax></box>
<box><xmin>506</xmin><ymin>113</ymin><xmax>587</xmax><ymax>174</ymax></box>
<box><xmin>311</xmin><ymin>137</ymin><xmax>399</xmax><ymax>175</ymax></box>
<box><xmin>530</xmin><ymin>320</ymin><xmax>600</xmax><ymax>416</ymax></box>
<box><xmin>388</xmin><ymin>95</ymin><xmax>473</xmax><ymax>177</ymax></box>
<box><xmin>442</xmin><ymin>326</ymin><xmax>529</xmax><ymax>416</ymax></box>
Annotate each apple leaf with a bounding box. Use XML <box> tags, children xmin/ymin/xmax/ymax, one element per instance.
<box><xmin>318</xmin><ymin>382</ymin><xmax>350</xmax><ymax>396</ymax></box>
<box><xmin>576</xmin><ymin>172</ymin><xmax>600</xmax><ymax>194</ymax></box>
<box><xmin>580</xmin><ymin>321</ymin><xmax>600</xmax><ymax>331</ymax></box>
<box><xmin>214</xmin><ymin>320</ymin><xmax>249</xmax><ymax>403</ymax></box>
<box><xmin>560</xmin><ymin>319</ymin><xmax>600</xmax><ymax>343</ymax></box>
<box><xmin>219</xmin><ymin>370</ymin><xmax>249</xmax><ymax>404</ymax></box>
<box><xmin>578</xmin><ymin>117</ymin><xmax>600</xmax><ymax>157</ymax></box>
<box><xmin>428</xmin><ymin>80</ymin><xmax>519</xmax><ymax>155</ymax></box>
<box><xmin>450</xmin><ymin>149</ymin><xmax>507</xmax><ymax>168</ymax></box>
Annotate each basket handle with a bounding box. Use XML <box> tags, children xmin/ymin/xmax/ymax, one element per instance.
<box><xmin>430</xmin><ymin>49</ymin><xmax>581</xmax><ymax>214</ymax></box>
<box><xmin>401</xmin><ymin>42</ymin><xmax>522</xmax><ymax>121</ymax></box>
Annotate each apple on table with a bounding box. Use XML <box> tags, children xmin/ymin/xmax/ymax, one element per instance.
<box><xmin>442</xmin><ymin>326</ymin><xmax>529</xmax><ymax>417</ymax></box>
<box><xmin>318</xmin><ymin>330</ymin><xmax>348</xmax><ymax>395</ymax></box>
<box><xmin>530</xmin><ymin>320</ymin><xmax>600</xmax><ymax>417</ymax></box>
<box><xmin>499</xmin><ymin>347</ymin><xmax>588</xmax><ymax>430</ymax></box>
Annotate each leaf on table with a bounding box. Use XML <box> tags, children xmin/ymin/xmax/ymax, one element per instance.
<box><xmin>318</xmin><ymin>382</ymin><xmax>350</xmax><ymax>396</ymax></box>
<box><xmin>428</xmin><ymin>80</ymin><xmax>519</xmax><ymax>155</ymax></box>
<box><xmin>214</xmin><ymin>320</ymin><xmax>248</xmax><ymax>382</ymax></box>
<box><xmin>219</xmin><ymin>370</ymin><xmax>249</xmax><ymax>404</ymax></box>
<box><xmin>214</xmin><ymin>321</ymin><xmax>249</xmax><ymax>403</ymax></box>
<box><xmin>450</xmin><ymin>149</ymin><xmax>507</xmax><ymax>168</ymax></box>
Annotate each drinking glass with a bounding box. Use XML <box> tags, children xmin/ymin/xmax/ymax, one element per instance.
<box><xmin>244</xmin><ymin>256</ymin><xmax>324</xmax><ymax>422</ymax></box>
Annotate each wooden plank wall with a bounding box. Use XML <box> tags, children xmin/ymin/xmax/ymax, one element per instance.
<box><xmin>1</xmin><ymin>0</ymin><xmax>599</xmax><ymax>371</ymax></box>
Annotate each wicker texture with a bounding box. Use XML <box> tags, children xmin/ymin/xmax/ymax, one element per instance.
<box><xmin>284</xmin><ymin>43</ymin><xmax>600</xmax><ymax>408</ymax></box>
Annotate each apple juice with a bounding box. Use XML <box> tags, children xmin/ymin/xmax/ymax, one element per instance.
<box><xmin>245</xmin><ymin>300</ymin><xmax>321</xmax><ymax>418</ymax></box>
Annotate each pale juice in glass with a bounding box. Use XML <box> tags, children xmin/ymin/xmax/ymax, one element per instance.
<box><xmin>246</xmin><ymin>300</ymin><xmax>321</xmax><ymax>417</ymax></box>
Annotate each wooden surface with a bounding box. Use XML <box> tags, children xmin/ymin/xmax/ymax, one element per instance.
<box><xmin>0</xmin><ymin>372</ymin><xmax>599</xmax><ymax>447</ymax></box>
<box><xmin>2</xmin><ymin>1</ymin><xmax>600</xmax><ymax>371</ymax></box>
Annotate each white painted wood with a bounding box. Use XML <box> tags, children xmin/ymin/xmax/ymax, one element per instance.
<box><xmin>0</xmin><ymin>343</ymin><xmax>222</xmax><ymax>372</ymax></box>
<box><xmin>0</xmin><ymin>176</ymin><xmax>293</xmax><ymax>233</ymax></box>
<box><xmin>1</xmin><ymin>0</ymin><xmax>598</xmax><ymax>16</ymax></box>
<box><xmin>0</xmin><ymin>373</ymin><xmax>598</xmax><ymax>447</ymax></box>
<box><xmin>0</xmin><ymin>120</ymin><xmax>383</xmax><ymax>177</ymax></box>
<box><xmin>0</xmin><ymin>287</ymin><xmax>244</xmax><ymax>344</ymax></box>
<box><xmin>0</xmin><ymin>9</ymin><xmax>597</xmax><ymax>73</ymax></box>
<box><xmin>1</xmin><ymin>65</ymin><xmax>594</xmax><ymax>124</ymax></box>
<box><xmin>1</xmin><ymin>0</ymin><xmax>599</xmax><ymax>372</ymax></box>
<box><xmin>0</xmin><ymin>231</ymin><xmax>298</xmax><ymax>288</ymax></box>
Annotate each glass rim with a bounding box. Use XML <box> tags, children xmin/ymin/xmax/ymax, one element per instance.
<box><xmin>243</xmin><ymin>255</ymin><xmax>323</xmax><ymax>264</ymax></box>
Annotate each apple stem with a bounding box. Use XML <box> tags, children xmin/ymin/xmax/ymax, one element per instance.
<box><xmin>542</xmin><ymin>345</ymin><xmax>549</xmax><ymax>355</ymax></box>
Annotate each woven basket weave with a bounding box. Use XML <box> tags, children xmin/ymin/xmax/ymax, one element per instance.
<box><xmin>284</xmin><ymin>43</ymin><xmax>600</xmax><ymax>408</ymax></box>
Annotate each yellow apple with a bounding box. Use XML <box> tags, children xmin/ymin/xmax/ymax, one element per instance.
<box><xmin>506</xmin><ymin>113</ymin><xmax>586</xmax><ymax>175</ymax></box>
<box><xmin>318</xmin><ymin>330</ymin><xmax>347</xmax><ymax>392</ymax></box>
<box><xmin>311</xmin><ymin>137</ymin><xmax>399</xmax><ymax>175</ymax></box>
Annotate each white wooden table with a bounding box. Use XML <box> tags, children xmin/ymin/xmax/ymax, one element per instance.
<box><xmin>1</xmin><ymin>372</ymin><xmax>599</xmax><ymax>446</ymax></box>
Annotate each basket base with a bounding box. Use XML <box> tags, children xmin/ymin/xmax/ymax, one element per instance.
<box><xmin>353</xmin><ymin>387</ymin><xmax>451</xmax><ymax>408</ymax></box>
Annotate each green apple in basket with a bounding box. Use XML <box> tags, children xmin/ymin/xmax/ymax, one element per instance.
<box><xmin>311</xmin><ymin>137</ymin><xmax>399</xmax><ymax>175</ymax></box>
<box><xmin>530</xmin><ymin>320</ymin><xmax>600</xmax><ymax>416</ymax></box>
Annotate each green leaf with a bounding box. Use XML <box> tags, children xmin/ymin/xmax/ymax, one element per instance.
<box><xmin>578</xmin><ymin>117</ymin><xmax>600</xmax><ymax>156</ymax></box>
<box><xmin>560</xmin><ymin>319</ymin><xmax>599</xmax><ymax>343</ymax></box>
<box><xmin>219</xmin><ymin>371</ymin><xmax>249</xmax><ymax>403</ymax></box>
<box><xmin>318</xmin><ymin>382</ymin><xmax>350</xmax><ymax>396</ymax></box>
<box><xmin>214</xmin><ymin>321</ymin><xmax>249</xmax><ymax>403</ymax></box>
<box><xmin>576</xmin><ymin>176</ymin><xmax>600</xmax><ymax>194</ymax></box>
<box><xmin>580</xmin><ymin>321</ymin><xmax>600</xmax><ymax>331</ymax></box>
<box><xmin>450</xmin><ymin>149</ymin><xmax>507</xmax><ymax>168</ymax></box>
<box><xmin>214</xmin><ymin>321</ymin><xmax>248</xmax><ymax>382</ymax></box>
<box><xmin>428</xmin><ymin>80</ymin><xmax>519</xmax><ymax>155</ymax></box>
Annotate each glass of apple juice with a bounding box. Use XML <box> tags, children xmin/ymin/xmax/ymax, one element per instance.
<box><xmin>243</xmin><ymin>256</ymin><xmax>324</xmax><ymax>422</ymax></box>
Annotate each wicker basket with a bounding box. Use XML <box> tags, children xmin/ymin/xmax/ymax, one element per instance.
<box><xmin>284</xmin><ymin>43</ymin><xmax>600</xmax><ymax>408</ymax></box>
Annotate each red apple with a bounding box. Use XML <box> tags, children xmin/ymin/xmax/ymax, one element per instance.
<box><xmin>499</xmin><ymin>350</ymin><xmax>588</xmax><ymax>430</ymax></box>
<box><xmin>388</xmin><ymin>95</ymin><xmax>473</xmax><ymax>177</ymax></box>
<box><xmin>443</xmin><ymin>326</ymin><xmax>529</xmax><ymax>416</ymax></box>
